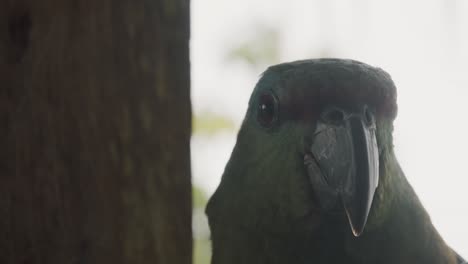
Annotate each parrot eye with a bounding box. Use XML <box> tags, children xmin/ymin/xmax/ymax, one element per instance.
<box><xmin>257</xmin><ymin>92</ymin><xmax>279</xmax><ymax>128</ymax></box>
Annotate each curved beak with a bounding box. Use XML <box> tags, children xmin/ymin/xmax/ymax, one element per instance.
<box><xmin>305</xmin><ymin>113</ymin><xmax>379</xmax><ymax>236</ymax></box>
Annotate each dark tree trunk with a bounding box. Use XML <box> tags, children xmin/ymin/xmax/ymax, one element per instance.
<box><xmin>0</xmin><ymin>1</ymin><xmax>191</xmax><ymax>263</ymax></box>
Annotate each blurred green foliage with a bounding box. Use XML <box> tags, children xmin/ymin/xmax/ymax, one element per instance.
<box><xmin>226</xmin><ymin>25</ymin><xmax>280</xmax><ymax>68</ymax></box>
<box><xmin>194</xmin><ymin>234</ymin><xmax>211</xmax><ymax>264</ymax></box>
<box><xmin>192</xmin><ymin>110</ymin><xmax>235</xmax><ymax>264</ymax></box>
<box><xmin>193</xmin><ymin>185</ymin><xmax>211</xmax><ymax>264</ymax></box>
<box><xmin>192</xmin><ymin>24</ymin><xmax>282</xmax><ymax>264</ymax></box>
<box><xmin>193</xmin><ymin>185</ymin><xmax>208</xmax><ymax>208</ymax></box>
<box><xmin>193</xmin><ymin>111</ymin><xmax>236</xmax><ymax>136</ymax></box>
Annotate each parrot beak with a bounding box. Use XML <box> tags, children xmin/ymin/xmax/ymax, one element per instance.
<box><xmin>305</xmin><ymin>109</ymin><xmax>379</xmax><ymax>237</ymax></box>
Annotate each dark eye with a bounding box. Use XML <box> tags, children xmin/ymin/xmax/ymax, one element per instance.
<box><xmin>257</xmin><ymin>92</ymin><xmax>279</xmax><ymax>128</ymax></box>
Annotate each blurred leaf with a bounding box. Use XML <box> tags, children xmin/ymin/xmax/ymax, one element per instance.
<box><xmin>193</xmin><ymin>111</ymin><xmax>236</xmax><ymax>136</ymax></box>
<box><xmin>193</xmin><ymin>185</ymin><xmax>208</xmax><ymax>209</ymax></box>
<box><xmin>194</xmin><ymin>236</ymin><xmax>211</xmax><ymax>264</ymax></box>
<box><xmin>226</xmin><ymin>25</ymin><xmax>280</xmax><ymax>68</ymax></box>
<box><xmin>193</xmin><ymin>185</ymin><xmax>211</xmax><ymax>264</ymax></box>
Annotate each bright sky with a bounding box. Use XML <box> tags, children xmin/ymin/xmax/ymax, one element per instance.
<box><xmin>191</xmin><ymin>0</ymin><xmax>468</xmax><ymax>256</ymax></box>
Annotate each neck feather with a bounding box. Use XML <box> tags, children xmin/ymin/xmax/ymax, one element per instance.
<box><xmin>345</xmin><ymin>150</ymin><xmax>458</xmax><ymax>264</ymax></box>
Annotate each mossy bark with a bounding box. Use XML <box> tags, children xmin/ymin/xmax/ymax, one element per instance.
<box><xmin>0</xmin><ymin>1</ymin><xmax>191</xmax><ymax>263</ymax></box>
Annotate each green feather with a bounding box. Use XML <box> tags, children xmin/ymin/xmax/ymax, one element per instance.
<box><xmin>206</xmin><ymin>59</ymin><xmax>459</xmax><ymax>264</ymax></box>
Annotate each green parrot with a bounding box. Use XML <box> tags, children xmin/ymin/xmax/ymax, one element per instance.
<box><xmin>206</xmin><ymin>59</ymin><xmax>465</xmax><ymax>264</ymax></box>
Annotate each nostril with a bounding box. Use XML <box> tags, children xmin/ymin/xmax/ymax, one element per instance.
<box><xmin>322</xmin><ymin>108</ymin><xmax>345</xmax><ymax>124</ymax></box>
<box><xmin>364</xmin><ymin>106</ymin><xmax>374</xmax><ymax>125</ymax></box>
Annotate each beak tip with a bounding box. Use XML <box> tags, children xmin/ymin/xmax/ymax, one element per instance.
<box><xmin>345</xmin><ymin>206</ymin><xmax>368</xmax><ymax>237</ymax></box>
<box><xmin>351</xmin><ymin>225</ymin><xmax>364</xmax><ymax>237</ymax></box>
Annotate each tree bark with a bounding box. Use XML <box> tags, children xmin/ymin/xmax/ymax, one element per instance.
<box><xmin>0</xmin><ymin>1</ymin><xmax>191</xmax><ymax>263</ymax></box>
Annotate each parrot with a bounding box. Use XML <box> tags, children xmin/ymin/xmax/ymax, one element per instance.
<box><xmin>205</xmin><ymin>59</ymin><xmax>465</xmax><ymax>264</ymax></box>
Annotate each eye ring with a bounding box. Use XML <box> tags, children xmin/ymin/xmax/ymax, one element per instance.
<box><xmin>256</xmin><ymin>91</ymin><xmax>279</xmax><ymax>128</ymax></box>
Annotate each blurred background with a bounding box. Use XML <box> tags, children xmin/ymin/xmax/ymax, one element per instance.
<box><xmin>190</xmin><ymin>0</ymin><xmax>468</xmax><ymax>262</ymax></box>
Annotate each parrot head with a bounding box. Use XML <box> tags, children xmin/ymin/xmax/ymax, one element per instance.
<box><xmin>206</xmin><ymin>59</ymin><xmax>398</xmax><ymax>260</ymax></box>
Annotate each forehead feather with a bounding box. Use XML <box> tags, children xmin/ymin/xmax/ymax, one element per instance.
<box><xmin>250</xmin><ymin>59</ymin><xmax>397</xmax><ymax>119</ymax></box>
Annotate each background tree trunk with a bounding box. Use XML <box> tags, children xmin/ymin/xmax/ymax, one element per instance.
<box><xmin>0</xmin><ymin>1</ymin><xmax>191</xmax><ymax>263</ymax></box>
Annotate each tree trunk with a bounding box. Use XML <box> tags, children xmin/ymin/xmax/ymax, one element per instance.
<box><xmin>0</xmin><ymin>1</ymin><xmax>191</xmax><ymax>263</ymax></box>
